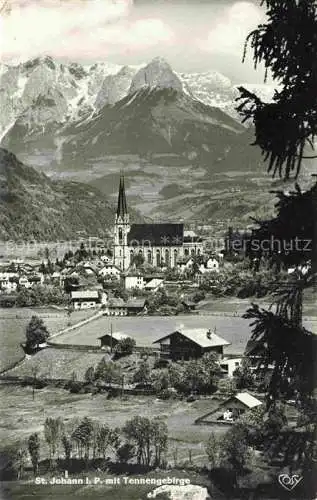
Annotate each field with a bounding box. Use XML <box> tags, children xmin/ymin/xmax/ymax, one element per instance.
<box><xmin>5</xmin><ymin>348</ymin><xmax>107</xmax><ymax>381</ymax></box>
<box><xmin>0</xmin><ymin>384</ymin><xmax>224</xmax><ymax>465</ymax></box>
<box><xmin>0</xmin><ymin>308</ymin><xmax>96</xmax><ymax>372</ymax></box>
<box><xmin>54</xmin><ymin>313</ymin><xmax>252</xmax><ymax>355</ymax></box>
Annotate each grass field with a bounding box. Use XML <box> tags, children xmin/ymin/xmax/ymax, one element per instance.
<box><xmin>0</xmin><ymin>308</ymin><xmax>96</xmax><ymax>372</ymax></box>
<box><xmin>55</xmin><ymin>314</ymin><xmax>252</xmax><ymax>355</ymax></box>
<box><xmin>0</xmin><ymin>384</ymin><xmax>223</xmax><ymax>466</ymax></box>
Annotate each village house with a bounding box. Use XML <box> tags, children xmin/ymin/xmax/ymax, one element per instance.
<box><xmin>124</xmin><ymin>273</ymin><xmax>145</xmax><ymax>290</ymax></box>
<box><xmin>103</xmin><ymin>298</ymin><xmax>146</xmax><ymax>316</ymax></box>
<box><xmin>153</xmin><ymin>328</ymin><xmax>230</xmax><ymax>361</ymax></box>
<box><xmin>0</xmin><ymin>277</ymin><xmax>18</xmax><ymax>293</ymax></box>
<box><xmin>99</xmin><ymin>264</ymin><xmax>121</xmax><ymax>279</ymax></box>
<box><xmin>71</xmin><ymin>290</ymin><xmax>100</xmax><ymax>310</ymax></box>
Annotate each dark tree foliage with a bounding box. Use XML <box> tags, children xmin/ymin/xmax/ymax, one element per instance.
<box><xmin>237</xmin><ymin>0</ymin><xmax>317</xmax><ymax>179</ymax></box>
<box><xmin>247</xmin><ymin>183</ymin><xmax>316</xmax><ymax>266</ymax></box>
<box><xmin>236</xmin><ymin>0</ymin><xmax>317</xmax><ymax>477</ymax></box>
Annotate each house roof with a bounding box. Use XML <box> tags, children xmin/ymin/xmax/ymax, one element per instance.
<box><xmin>107</xmin><ymin>298</ymin><xmax>145</xmax><ymax>308</ymax></box>
<box><xmin>232</xmin><ymin>392</ymin><xmax>262</xmax><ymax>409</ymax></box>
<box><xmin>128</xmin><ymin>223</ymin><xmax>184</xmax><ymax>247</ymax></box>
<box><xmin>144</xmin><ymin>278</ymin><xmax>163</xmax><ymax>289</ymax></box>
<box><xmin>71</xmin><ymin>290</ymin><xmax>99</xmax><ymax>300</ymax></box>
<box><xmin>153</xmin><ymin>329</ymin><xmax>231</xmax><ymax>348</ymax></box>
<box><xmin>126</xmin><ymin>299</ymin><xmax>146</xmax><ymax>308</ymax></box>
<box><xmin>98</xmin><ymin>332</ymin><xmax>130</xmax><ymax>341</ymax></box>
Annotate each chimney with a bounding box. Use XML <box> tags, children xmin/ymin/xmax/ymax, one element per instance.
<box><xmin>206</xmin><ymin>329</ymin><xmax>212</xmax><ymax>339</ymax></box>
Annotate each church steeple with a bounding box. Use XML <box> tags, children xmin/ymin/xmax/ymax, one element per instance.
<box><xmin>116</xmin><ymin>174</ymin><xmax>128</xmax><ymax>217</ymax></box>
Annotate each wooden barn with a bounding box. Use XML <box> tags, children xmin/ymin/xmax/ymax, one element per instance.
<box><xmin>98</xmin><ymin>331</ymin><xmax>131</xmax><ymax>351</ymax></box>
<box><xmin>195</xmin><ymin>392</ymin><xmax>263</xmax><ymax>425</ymax></box>
<box><xmin>153</xmin><ymin>328</ymin><xmax>230</xmax><ymax>361</ymax></box>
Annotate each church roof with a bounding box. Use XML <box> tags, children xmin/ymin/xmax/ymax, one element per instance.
<box><xmin>116</xmin><ymin>175</ymin><xmax>128</xmax><ymax>217</ymax></box>
<box><xmin>128</xmin><ymin>223</ymin><xmax>184</xmax><ymax>246</ymax></box>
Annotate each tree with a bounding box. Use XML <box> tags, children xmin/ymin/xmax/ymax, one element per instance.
<box><xmin>95</xmin><ymin>359</ymin><xmax>122</xmax><ymax>384</ymax></box>
<box><xmin>114</xmin><ymin>337</ymin><xmax>136</xmax><ymax>357</ymax></box>
<box><xmin>116</xmin><ymin>443</ymin><xmax>135</xmax><ymax>464</ymax></box>
<box><xmin>220</xmin><ymin>424</ymin><xmax>250</xmax><ymax>479</ymax></box>
<box><xmin>233</xmin><ymin>360</ymin><xmax>254</xmax><ymax>390</ymax></box>
<box><xmin>151</xmin><ymin>418</ymin><xmax>168</xmax><ymax>467</ymax></box>
<box><xmin>84</xmin><ymin>366</ymin><xmax>95</xmax><ymax>384</ymax></box>
<box><xmin>28</xmin><ymin>433</ymin><xmax>40</xmax><ymax>475</ymax></box>
<box><xmin>133</xmin><ymin>360</ymin><xmax>151</xmax><ymax>385</ymax></box>
<box><xmin>25</xmin><ymin>315</ymin><xmax>49</xmax><ymax>349</ymax></box>
<box><xmin>14</xmin><ymin>447</ymin><xmax>27</xmax><ymax>480</ymax></box>
<box><xmin>235</xmin><ymin>0</ymin><xmax>317</xmax><ymax>475</ymax></box>
<box><xmin>205</xmin><ymin>432</ymin><xmax>220</xmax><ymax>469</ymax></box>
<box><xmin>61</xmin><ymin>434</ymin><xmax>72</xmax><ymax>466</ymax></box>
<box><xmin>122</xmin><ymin>416</ymin><xmax>168</xmax><ymax>467</ymax></box>
<box><xmin>71</xmin><ymin>417</ymin><xmax>94</xmax><ymax>462</ymax></box>
<box><xmin>44</xmin><ymin>417</ymin><xmax>63</xmax><ymax>466</ymax></box>
<box><xmin>97</xmin><ymin>425</ymin><xmax>120</xmax><ymax>459</ymax></box>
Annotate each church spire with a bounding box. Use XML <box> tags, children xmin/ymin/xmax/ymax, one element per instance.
<box><xmin>116</xmin><ymin>174</ymin><xmax>128</xmax><ymax>217</ymax></box>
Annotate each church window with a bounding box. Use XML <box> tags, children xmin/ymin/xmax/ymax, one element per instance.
<box><xmin>165</xmin><ymin>249</ymin><xmax>170</xmax><ymax>267</ymax></box>
<box><xmin>156</xmin><ymin>250</ymin><xmax>161</xmax><ymax>267</ymax></box>
<box><xmin>148</xmin><ymin>250</ymin><xmax>152</xmax><ymax>264</ymax></box>
<box><xmin>184</xmin><ymin>248</ymin><xmax>189</xmax><ymax>256</ymax></box>
<box><xmin>174</xmin><ymin>249</ymin><xmax>178</xmax><ymax>266</ymax></box>
<box><xmin>130</xmin><ymin>250</ymin><xmax>134</xmax><ymax>264</ymax></box>
<box><xmin>118</xmin><ymin>227</ymin><xmax>123</xmax><ymax>244</ymax></box>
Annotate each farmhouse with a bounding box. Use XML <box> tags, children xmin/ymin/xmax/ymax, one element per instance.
<box><xmin>195</xmin><ymin>391</ymin><xmax>263</xmax><ymax>425</ymax></box>
<box><xmin>98</xmin><ymin>331</ymin><xmax>131</xmax><ymax>350</ymax></box>
<box><xmin>153</xmin><ymin>328</ymin><xmax>230</xmax><ymax>361</ymax></box>
<box><xmin>71</xmin><ymin>290</ymin><xmax>100</xmax><ymax>310</ymax></box>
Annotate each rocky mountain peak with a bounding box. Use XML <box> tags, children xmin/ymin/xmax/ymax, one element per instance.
<box><xmin>129</xmin><ymin>56</ymin><xmax>184</xmax><ymax>94</ymax></box>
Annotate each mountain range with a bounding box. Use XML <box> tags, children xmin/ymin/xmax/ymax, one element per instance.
<box><xmin>0</xmin><ymin>55</ymin><xmax>314</xmax><ymax>239</ymax></box>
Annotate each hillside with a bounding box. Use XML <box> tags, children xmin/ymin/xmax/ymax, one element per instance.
<box><xmin>0</xmin><ymin>148</ymin><xmax>115</xmax><ymax>241</ymax></box>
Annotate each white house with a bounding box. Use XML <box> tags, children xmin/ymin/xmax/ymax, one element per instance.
<box><xmin>198</xmin><ymin>258</ymin><xmax>220</xmax><ymax>275</ymax></box>
<box><xmin>71</xmin><ymin>290</ymin><xmax>100</xmax><ymax>310</ymax></box>
<box><xmin>0</xmin><ymin>277</ymin><xmax>18</xmax><ymax>293</ymax></box>
<box><xmin>206</xmin><ymin>258</ymin><xmax>220</xmax><ymax>271</ymax></box>
<box><xmin>125</xmin><ymin>274</ymin><xmax>145</xmax><ymax>290</ymax></box>
<box><xmin>100</xmin><ymin>255</ymin><xmax>113</xmax><ymax>264</ymax></box>
<box><xmin>19</xmin><ymin>276</ymin><xmax>31</xmax><ymax>289</ymax></box>
<box><xmin>99</xmin><ymin>264</ymin><xmax>121</xmax><ymax>279</ymax></box>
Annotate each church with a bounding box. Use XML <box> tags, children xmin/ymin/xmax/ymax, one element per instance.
<box><xmin>113</xmin><ymin>176</ymin><xmax>204</xmax><ymax>271</ymax></box>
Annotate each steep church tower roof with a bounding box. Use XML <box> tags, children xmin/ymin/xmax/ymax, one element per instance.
<box><xmin>116</xmin><ymin>175</ymin><xmax>128</xmax><ymax>217</ymax></box>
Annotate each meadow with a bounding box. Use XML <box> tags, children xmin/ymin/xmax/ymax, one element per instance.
<box><xmin>55</xmin><ymin>313</ymin><xmax>252</xmax><ymax>355</ymax></box>
<box><xmin>0</xmin><ymin>308</ymin><xmax>96</xmax><ymax>372</ymax></box>
<box><xmin>0</xmin><ymin>384</ymin><xmax>223</xmax><ymax>467</ymax></box>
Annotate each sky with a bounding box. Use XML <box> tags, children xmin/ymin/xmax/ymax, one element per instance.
<box><xmin>0</xmin><ymin>0</ymin><xmax>269</xmax><ymax>83</ymax></box>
